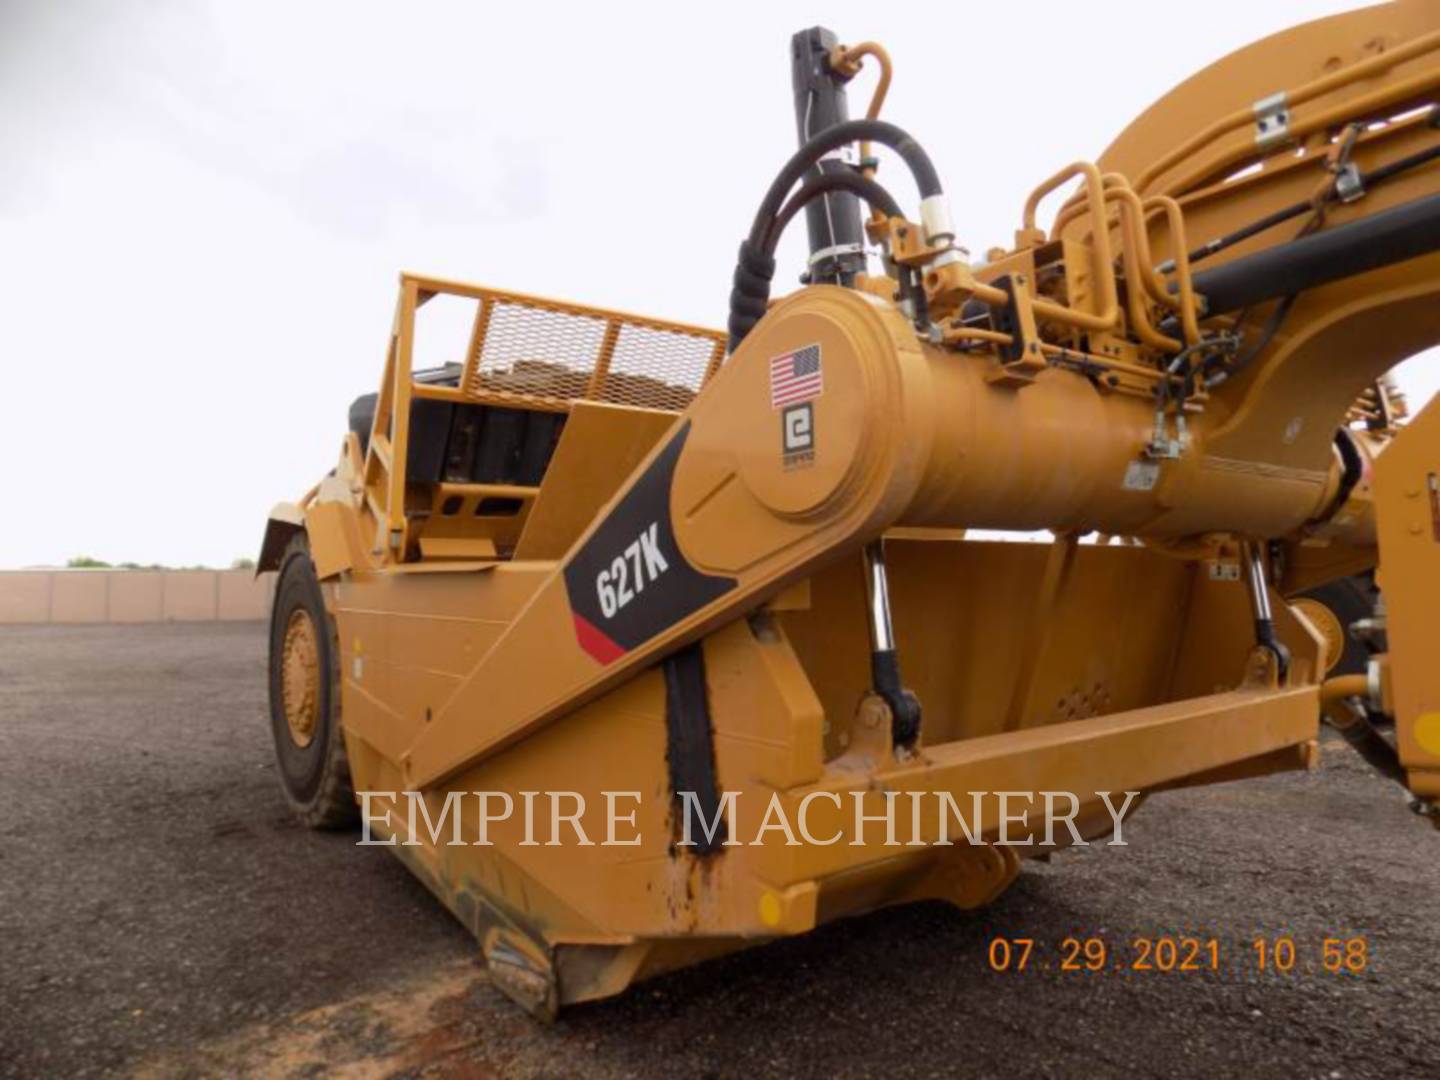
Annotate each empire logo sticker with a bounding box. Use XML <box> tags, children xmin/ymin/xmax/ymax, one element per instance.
<box><xmin>782</xmin><ymin>402</ymin><xmax>815</xmax><ymax>470</ymax></box>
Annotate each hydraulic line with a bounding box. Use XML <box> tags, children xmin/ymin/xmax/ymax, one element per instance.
<box><xmin>1134</xmin><ymin>30</ymin><xmax>1440</xmax><ymax>194</ymax></box>
<box><xmin>762</xmin><ymin>169</ymin><xmax>922</xmax><ymax>318</ymax></box>
<box><xmin>1172</xmin><ymin>203</ymin><xmax>1325</xmax><ymax>386</ymax></box>
<box><xmin>1164</xmin><ymin>119</ymin><xmax>1440</xmax><ymax>272</ymax></box>
<box><xmin>830</xmin><ymin>40</ymin><xmax>893</xmax><ymax>185</ymax></box>
<box><xmin>1211</xmin><ymin>293</ymin><xmax>1299</xmax><ymax>386</ymax></box>
<box><xmin>747</xmin><ymin>118</ymin><xmax>943</xmax><ymax>251</ymax></box>
<box><xmin>1185</xmin><ymin>191</ymin><xmax>1440</xmax><ymax>315</ymax></box>
<box><xmin>1320</xmin><ymin>675</ymin><xmax>1407</xmax><ymax>786</ymax></box>
<box><xmin>1148</xmin><ymin>138</ymin><xmax>1440</xmax><ymax>390</ymax></box>
<box><xmin>729</xmin><ymin>118</ymin><xmax>947</xmax><ymax>350</ymax></box>
<box><xmin>765</xmin><ymin>171</ymin><xmax>904</xmax><ymax>253</ymax></box>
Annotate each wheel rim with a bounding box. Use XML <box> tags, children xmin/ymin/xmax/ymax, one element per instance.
<box><xmin>1293</xmin><ymin>597</ymin><xmax>1345</xmax><ymax>674</ymax></box>
<box><xmin>280</xmin><ymin>608</ymin><xmax>321</xmax><ymax>748</ymax></box>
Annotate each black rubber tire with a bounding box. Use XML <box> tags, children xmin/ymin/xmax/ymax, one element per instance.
<box><xmin>268</xmin><ymin>535</ymin><xmax>358</xmax><ymax>829</ymax></box>
<box><xmin>1296</xmin><ymin>574</ymin><xmax>1377</xmax><ymax>678</ymax></box>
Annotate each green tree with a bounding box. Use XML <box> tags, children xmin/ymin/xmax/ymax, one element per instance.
<box><xmin>66</xmin><ymin>556</ymin><xmax>112</xmax><ymax>568</ymax></box>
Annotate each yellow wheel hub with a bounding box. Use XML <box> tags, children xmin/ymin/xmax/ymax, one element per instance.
<box><xmin>1292</xmin><ymin>597</ymin><xmax>1346</xmax><ymax>675</ymax></box>
<box><xmin>281</xmin><ymin>608</ymin><xmax>321</xmax><ymax>748</ymax></box>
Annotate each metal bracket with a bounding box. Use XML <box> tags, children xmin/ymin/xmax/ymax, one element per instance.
<box><xmin>1253</xmin><ymin>91</ymin><xmax>1291</xmax><ymax>150</ymax></box>
<box><xmin>807</xmin><ymin>241</ymin><xmax>865</xmax><ymax>267</ymax></box>
<box><xmin>1334</xmin><ymin>162</ymin><xmax>1365</xmax><ymax>203</ymax></box>
<box><xmin>985</xmin><ymin>273</ymin><xmax>1045</xmax><ymax>386</ymax></box>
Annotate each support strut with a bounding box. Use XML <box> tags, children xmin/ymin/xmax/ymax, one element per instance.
<box><xmin>862</xmin><ymin>540</ymin><xmax>922</xmax><ymax>746</ymax></box>
<box><xmin>1243</xmin><ymin>542</ymin><xmax>1291</xmax><ymax>681</ymax></box>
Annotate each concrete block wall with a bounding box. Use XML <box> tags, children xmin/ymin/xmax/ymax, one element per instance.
<box><xmin>0</xmin><ymin>570</ymin><xmax>275</xmax><ymax>624</ymax></box>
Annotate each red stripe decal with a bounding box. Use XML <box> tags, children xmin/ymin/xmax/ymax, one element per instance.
<box><xmin>572</xmin><ymin>612</ymin><xmax>627</xmax><ymax>665</ymax></box>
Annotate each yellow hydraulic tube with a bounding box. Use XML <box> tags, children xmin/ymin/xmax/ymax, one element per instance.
<box><xmin>830</xmin><ymin>40</ymin><xmax>893</xmax><ymax>224</ymax></box>
<box><xmin>1319</xmin><ymin>674</ymin><xmax>1370</xmax><ymax>729</ymax></box>
<box><xmin>1135</xmin><ymin>28</ymin><xmax>1440</xmax><ymax>194</ymax></box>
<box><xmin>1045</xmin><ymin>176</ymin><xmax>1203</xmax><ymax>350</ymax></box>
<box><xmin>1018</xmin><ymin>162</ymin><xmax>1121</xmax><ymax>333</ymax></box>
<box><xmin>1144</xmin><ymin>195</ymin><xmax>1202</xmax><ymax>345</ymax></box>
<box><xmin>1105</xmin><ymin>181</ymin><xmax>1183</xmax><ymax>352</ymax></box>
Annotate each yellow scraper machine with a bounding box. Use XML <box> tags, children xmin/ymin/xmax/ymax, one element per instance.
<box><xmin>260</xmin><ymin>3</ymin><xmax>1440</xmax><ymax>1017</ymax></box>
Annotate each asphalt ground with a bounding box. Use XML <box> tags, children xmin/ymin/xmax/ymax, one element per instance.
<box><xmin>1</xmin><ymin>623</ymin><xmax>1436</xmax><ymax>1078</ymax></box>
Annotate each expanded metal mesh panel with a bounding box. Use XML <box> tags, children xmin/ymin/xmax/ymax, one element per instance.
<box><xmin>599</xmin><ymin>323</ymin><xmax>717</xmax><ymax>412</ymax></box>
<box><xmin>470</xmin><ymin>300</ymin><xmax>608</xmax><ymax>402</ymax></box>
<box><xmin>461</xmin><ymin>290</ymin><xmax>724</xmax><ymax>412</ymax></box>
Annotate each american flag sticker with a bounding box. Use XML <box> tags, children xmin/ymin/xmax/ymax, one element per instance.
<box><xmin>769</xmin><ymin>344</ymin><xmax>823</xmax><ymax>410</ymax></box>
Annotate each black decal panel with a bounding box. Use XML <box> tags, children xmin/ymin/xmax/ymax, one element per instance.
<box><xmin>562</xmin><ymin>422</ymin><xmax>736</xmax><ymax>663</ymax></box>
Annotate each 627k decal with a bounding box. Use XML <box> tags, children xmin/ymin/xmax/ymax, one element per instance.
<box><xmin>562</xmin><ymin>423</ymin><xmax>736</xmax><ymax>664</ymax></box>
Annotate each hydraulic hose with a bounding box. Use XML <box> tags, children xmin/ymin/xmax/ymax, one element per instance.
<box><xmin>763</xmin><ymin>170</ymin><xmax>918</xmax><ymax>318</ymax></box>
<box><xmin>765</xmin><ymin>170</ymin><xmax>904</xmax><ymax>253</ymax></box>
<box><xmin>730</xmin><ymin>118</ymin><xmax>944</xmax><ymax>350</ymax></box>
<box><xmin>748</xmin><ymin>119</ymin><xmax>942</xmax><ymax>250</ymax></box>
<box><xmin>1186</xmin><ymin>191</ymin><xmax>1440</xmax><ymax>315</ymax></box>
<box><xmin>1168</xmin><ymin>116</ymin><xmax>1440</xmax><ymax>272</ymax></box>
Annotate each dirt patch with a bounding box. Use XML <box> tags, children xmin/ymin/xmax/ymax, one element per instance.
<box><xmin>134</xmin><ymin>959</ymin><xmax>495</xmax><ymax>1079</ymax></box>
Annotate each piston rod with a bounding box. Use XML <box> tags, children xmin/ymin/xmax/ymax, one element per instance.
<box><xmin>1243</xmin><ymin>542</ymin><xmax>1291</xmax><ymax>680</ymax></box>
<box><xmin>862</xmin><ymin>540</ymin><xmax>921</xmax><ymax>746</ymax></box>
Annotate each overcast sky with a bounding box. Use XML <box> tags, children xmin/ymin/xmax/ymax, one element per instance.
<box><xmin>2</xmin><ymin>0</ymin><xmax>1432</xmax><ymax>567</ymax></box>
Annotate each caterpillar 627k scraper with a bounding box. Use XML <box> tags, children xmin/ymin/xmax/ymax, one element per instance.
<box><xmin>260</xmin><ymin>2</ymin><xmax>1440</xmax><ymax>1017</ymax></box>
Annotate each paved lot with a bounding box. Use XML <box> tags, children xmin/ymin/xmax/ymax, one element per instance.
<box><xmin>1</xmin><ymin>623</ymin><xmax>1436</xmax><ymax>1078</ymax></box>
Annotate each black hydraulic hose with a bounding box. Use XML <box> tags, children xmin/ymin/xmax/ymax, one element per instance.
<box><xmin>1215</xmin><ymin>293</ymin><xmax>1299</xmax><ymax>384</ymax></box>
<box><xmin>1202</xmin><ymin>212</ymin><xmax>1323</xmax><ymax>384</ymax></box>
<box><xmin>748</xmin><ymin>119</ymin><xmax>942</xmax><ymax>250</ymax></box>
<box><xmin>765</xmin><ymin>170</ymin><xmax>918</xmax><ymax>315</ymax></box>
<box><xmin>1365</xmin><ymin>136</ymin><xmax>1440</xmax><ymax>188</ymax></box>
<box><xmin>729</xmin><ymin>119</ymin><xmax>944</xmax><ymax>351</ymax></box>
<box><xmin>765</xmin><ymin>170</ymin><xmax>903</xmax><ymax>252</ymax></box>
<box><xmin>1187</xmin><ymin>190</ymin><xmax>1440</xmax><ymax>315</ymax></box>
<box><xmin>1176</xmin><ymin>120</ymin><xmax>1440</xmax><ymax>270</ymax></box>
<box><xmin>728</xmin><ymin>241</ymin><xmax>779</xmax><ymax>352</ymax></box>
<box><xmin>1179</xmin><ymin>202</ymin><xmax>1315</xmax><ymax>269</ymax></box>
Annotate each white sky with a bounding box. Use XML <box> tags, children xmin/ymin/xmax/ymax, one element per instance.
<box><xmin>3</xmin><ymin>0</ymin><xmax>1435</xmax><ymax>567</ymax></box>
